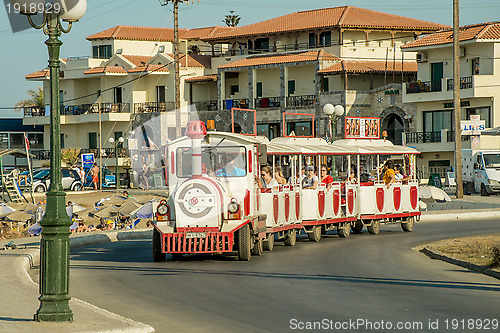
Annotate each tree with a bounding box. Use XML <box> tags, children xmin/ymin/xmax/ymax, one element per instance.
<box><xmin>16</xmin><ymin>87</ymin><xmax>44</xmax><ymax>111</ymax></box>
<box><xmin>61</xmin><ymin>148</ymin><xmax>81</xmax><ymax>167</ymax></box>
<box><xmin>223</xmin><ymin>11</ymin><xmax>241</xmax><ymax>27</ymax></box>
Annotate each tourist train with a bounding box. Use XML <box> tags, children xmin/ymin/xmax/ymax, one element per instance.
<box><xmin>152</xmin><ymin>120</ymin><xmax>420</xmax><ymax>261</ymax></box>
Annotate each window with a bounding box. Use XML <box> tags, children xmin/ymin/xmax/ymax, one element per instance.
<box><xmin>287</xmin><ymin>121</ymin><xmax>312</xmax><ymax>137</ymax></box>
<box><xmin>114</xmin><ymin>131</ymin><xmax>123</xmax><ymax>149</ymax></box>
<box><xmin>89</xmin><ymin>132</ymin><xmax>97</xmax><ymax>149</ymax></box>
<box><xmin>156</xmin><ymin>86</ymin><xmax>166</xmax><ymax>103</ymax></box>
<box><xmin>254</xmin><ymin>38</ymin><xmax>269</xmax><ymax>52</ymax></box>
<box><xmin>472</xmin><ymin>58</ymin><xmax>480</xmax><ymax>75</ymax></box>
<box><xmin>0</xmin><ymin>133</ymin><xmax>8</xmax><ymax>149</ymax></box>
<box><xmin>466</xmin><ymin>107</ymin><xmax>491</xmax><ymax>128</ymax></box>
<box><xmin>322</xmin><ymin>77</ymin><xmax>329</xmax><ymax>92</ymax></box>
<box><xmin>256</xmin><ymin>82</ymin><xmax>263</xmax><ymax>97</ymax></box>
<box><xmin>93</xmin><ymin>45</ymin><xmax>112</xmax><ymax>59</ymax></box>
<box><xmin>62</xmin><ymin>169</ymin><xmax>70</xmax><ymax>178</ymax></box>
<box><xmin>27</xmin><ymin>133</ymin><xmax>43</xmax><ymax>149</ymax></box>
<box><xmin>114</xmin><ymin>87</ymin><xmax>122</xmax><ymax>104</ymax></box>
<box><xmin>423</xmin><ymin>110</ymin><xmax>453</xmax><ymax>132</ymax></box>
<box><xmin>60</xmin><ymin>133</ymin><xmax>65</xmax><ymax>149</ymax></box>
<box><xmin>176</xmin><ymin>146</ymin><xmax>246</xmax><ymax>178</ymax></box>
<box><xmin>10</xmin><ymin>133</ymin><xmax>23</xmax><ymax>148</ymax></box>
<box><xmin>319</xmin><ymin>32</ymin><xmax>331</xmax><ymax>46</ymax></box>
<box><xmin>230</xmin><ymin>85</ymin><xmax>239</xmax><ymax>95</ymax></box>
<box><xmin>287</xmin><ymin>80</ymin><xmax>296</xmax><ymax>96</ymax></box>
<box><xmin>309</xmin><ymin>33</ymin><xmax>316</xmax><ymax>47</ymax></box>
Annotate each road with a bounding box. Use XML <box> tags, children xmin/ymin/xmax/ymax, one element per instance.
<box><xmin>63</xmin><ymin>219</ymin><xmax>500</xmax><ymax>332</ymax></box>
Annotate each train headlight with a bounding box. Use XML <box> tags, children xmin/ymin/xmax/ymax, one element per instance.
<box><xmin>157</xmin><ymin>203</ymin><xmax>169</xmax><ymax>216</ymax></box>
<box><xmin>228</xmin><ymin>201</ymin><xmax>240</xmax><ymax>214</ymax></box>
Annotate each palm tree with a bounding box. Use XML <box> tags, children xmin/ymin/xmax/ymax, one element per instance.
<box><xmin>223</xmin><ymin>11</ymin><xmax>241</xmax><ymax>27</ymax></box>
<box><xmin>16</xmin><ymin>87</ymin><xmax>44</xmax><ymax>111</ymax></box>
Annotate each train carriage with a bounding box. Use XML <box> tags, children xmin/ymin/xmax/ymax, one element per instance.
<box><xmin>152</xmin><ymin>121</ymin><xmax>420</xmax><ymax>261</ymax></box>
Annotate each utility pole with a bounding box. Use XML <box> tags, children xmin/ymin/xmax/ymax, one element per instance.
<box><xmin>453</xmin><ymin>0</ymin><xmax>463</xmax><ymax>198</ymax></box>
<box><xmin>159</xmin><ymin>0</ymin><xmax>188</xmax><ymax>138</ymax></box>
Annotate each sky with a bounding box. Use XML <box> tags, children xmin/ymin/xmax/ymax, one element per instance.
<box><xmin>1</xmin><ymin>0</ymin><xmax>499</xmax><ymax>118</ymax></box>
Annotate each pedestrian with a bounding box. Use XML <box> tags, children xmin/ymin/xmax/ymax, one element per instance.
<box><xmin>91</xmin><ymin>164</ymin><xmax>99</xmax><ymax>190</ymax></box>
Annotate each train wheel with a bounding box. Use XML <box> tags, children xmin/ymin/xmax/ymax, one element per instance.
<box><xmin>308</xmin><ymin>226</ymin><xmax>322</xmax><ymax>242</ymax></box>
<box><xmin>284</xmin><ymin>229</ymin><xmax>297</xmax><ymax>246</ymax></box>
<box><xmin>263</xmin><ymin>233</ymin><xmax>274</xmax><ymax>251</ymax></box>
<box><xmin>238</xmin><ymin>224</ymin><xmax>252</xmax><ymax>261</ymax></box>
<box><xmin>351</xmin><ymin>221</ymin><xmax>364</xmax><ymax>234</ymax></box>
<box><xmin>153</xmin><ymin>228</ymin><xmax>166</xmax><ymax>262</ymax></box>
<box><xmin>337</xmin><ymin>222</ymin><xmax>351</xmax><ymax>238</ymax></box>
<box><xmin>401</xmin><ymin>216</ymin><xmax>415</xmax><ymax>232</ymax></box>
<box><xmin>367</xmin><ymin>220</ymin><xmax>381</xmax><ymax>235</ymax></box>
<box><xmin>251</xmin><ymin>238</ymin><xmax>264</xmax><ymax>256</ymax></box>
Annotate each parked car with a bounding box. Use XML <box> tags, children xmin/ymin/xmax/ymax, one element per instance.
<box><xmin>32</xmin><ymin>168</ymin><xmax>84</xmax><ymax>193</ymax></box>
<box><xmin>83</xmin><ymin>166</ymin><xmax>116</xmax><ymax>188</ymax></box>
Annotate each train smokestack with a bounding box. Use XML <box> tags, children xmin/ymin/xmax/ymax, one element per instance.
<box><xmin>185</xmin><ymin>121</ymin><xmax>207</xmax><ymax>176</ymax></box>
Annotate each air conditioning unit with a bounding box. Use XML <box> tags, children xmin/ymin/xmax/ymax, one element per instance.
<box><xmin>416</xmin><ymin>52</ymin><xmax>428</xmax><ymax>63</ymax></box>
<box><xmin>459</xmin><ymin>47</ymin><xmax>466</xmax><ymax>57</ymax></box>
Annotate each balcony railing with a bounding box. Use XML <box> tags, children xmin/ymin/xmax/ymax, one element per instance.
<box><xmin>193</xmin><ymin>100</ymin><xmax>218</xmax><ymax>111</ymax></box>
<box><xmin>405</xmin><ymin>80</ymin><xmax>442</xmax><ymax>94</ymax></box>
<box><xmin>286</xmin><ymin>95</ymin><xmax>316</xmax><ymax>108</ymax></box>
<box><xmin>224</xmin><ymin>98</ymin><xmax>249</xmax><ymax>110</ymax></box>
<box><xmin>447</xmin><ymin>76</ymin><xmax>473</xmax><ymax>91</ymax></box>
<box><xmin>23</xmin><ymin>106</ymin><xmax>45</xmax><ymax>117</ymax></box>
<box><xmin>405</xmin><ymin>131</ymin><xmax>442</xmax><ymax>143</ymax></box>
<box><xmin>255</xmin><ymin>97</ymin><xmax>281</xmax><ymax>109</ymax></box>
<box><xmin>134</xmin><ymin>102</ymin><xmax>176</xmax><ymax>113</ymax></box>
<box><xmin>32</xmin><ymin>150</ymin><xmax>50</xmax><ymax>160</ymax></box>
<box><xmin>216</xmin><ymin>41</ymin><xmax>337</xmax><ymax>57</ymax></box>
<box><xmin>80</xmin><ymin>148</ymin><xmax>128</xmax><ymax>158</ymax></box>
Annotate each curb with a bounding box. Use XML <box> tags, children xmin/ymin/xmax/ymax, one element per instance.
<box><xmin>15</xmin><ymin>229</ymin><xmax>155</xmax><ymax>333</ymax></box>
<box><xmin>420</xmin><ymin>210</ymin><xmax>500</xmax><ymax>221</ymax></box>
<box><xmin>419</xmin><ymin>247</ymin><xmax>500</xmax><ymax>280</ymax></box>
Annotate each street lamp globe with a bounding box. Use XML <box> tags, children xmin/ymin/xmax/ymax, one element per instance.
<box><xmin>108</xmin><ymin>137</ymin><xmax>115</xmax><ymax>144</ymax></box>
<box><xmin>118</xmin><ymin>137</ymin><xmax>125</xmax><ymax>143</ymax></box>
<box><xmin>334</xmin><ymin>105</ymin><xmax>345</xmax><ymax>117</ymax></box>
<box><xmin>57</xmin><ymin>0</ymin><xmax>87</xmax><ymax>22</ymax></box>
<box><xmin>323</xmin><ymin>103</ymin><xmax>334</xmax><ymax>116</ymax></box>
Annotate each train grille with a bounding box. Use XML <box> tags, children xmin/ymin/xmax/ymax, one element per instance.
<box><xmin>164</xmin><ymin>232</ymin><xmax>234</xmax><ymax>253</ymax></box>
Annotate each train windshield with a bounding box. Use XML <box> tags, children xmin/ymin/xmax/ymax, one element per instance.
<box><xmin>176</xmin><ymin>146</ymin><xmax>247</xmax><ymax>178</ymax></box>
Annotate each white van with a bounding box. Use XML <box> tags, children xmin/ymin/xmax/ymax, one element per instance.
<box><xmin>462</xmin><ymin>149</ymin><xmax>500</xmax><ymax>196</ymax></box>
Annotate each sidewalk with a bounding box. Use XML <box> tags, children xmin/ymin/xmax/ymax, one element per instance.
<box><xmin>0</xmin><ymin>230</ymin><xmax>154</xmax><ymax>333</ymax></box>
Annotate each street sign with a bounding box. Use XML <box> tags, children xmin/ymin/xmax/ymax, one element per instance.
<box><xmin>81</xmin><ymin>153</ymin><xmax>95</xmax><ymax>168</ymax></box>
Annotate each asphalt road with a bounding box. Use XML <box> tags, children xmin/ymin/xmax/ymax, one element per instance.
<box><xmin>63</xmin><ymin>219</ymin><xmax>500</xmax><ymax>332</ymax></box>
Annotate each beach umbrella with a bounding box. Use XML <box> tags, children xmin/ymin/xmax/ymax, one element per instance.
<box><xmin>130</xmin><ymin>200</ymin><xmax>158</xmax><ymax>219</ymax></box>
<box><xmin>10</xmin><ymin>202</ymin><xmax>38</xmax><ymax>213</ymax></box>
<box><xmin>0</xmin><ymin>204</ymin><xmax>16</xmax><ymax>218</ymax></box>
<box><xmin>93</xmin><ymin>205</ymin><xmax>117</xmax><ymax>218</ymax></box>
<box><xmin>118</xmin><ymin>201</ymin><xmax>142</xmax><ymax>216</ymax></box>
<box><xmin>66</xmin><ymin>203</ymin><xmax>86</xmax><ymax>217</ymax></box>
<box><xmin>5</xmin><ymin>210</ymin><xmax>32</xmax><ymax>222</ymax></box>
<box><xmin>419</xmin><ymin>185</ymin><xmax>452</xmax><ymax>203</ymax></box>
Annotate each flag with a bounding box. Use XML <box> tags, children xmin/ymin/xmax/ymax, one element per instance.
<box><xmin>24</xmin><ymin>133</ymin><xmax>30</xmax><ymax>150</ymax></box>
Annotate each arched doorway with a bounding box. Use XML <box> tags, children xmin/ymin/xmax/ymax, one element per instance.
<box><xmin>380</xmin><ymin>106</ymin><xmax>408</xmax><ymax>145</ymax></box>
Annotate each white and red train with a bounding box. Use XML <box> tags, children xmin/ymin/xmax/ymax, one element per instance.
<box><xmin>152</xmin><ymin>121</ymin><xmax>420</xmax><ymax>261</ymax></box>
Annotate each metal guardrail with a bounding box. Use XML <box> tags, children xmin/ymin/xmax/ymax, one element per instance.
<box><xmin>134</xmin><ymin>102</ymin><xmax>176</xmax><ymax>113</ymax></box>
<box><xmin>285</xmin><ymin>95</ymin><xmax>316</xmax><ymax>108</ymax></box>
<box><xmin>447</xmin><ymin>76</ymin><xmax>473</xmax><ymax>91</ymax></box>
<box><xmin>405</xmin><ymin>80</ymin><xmax>442</xmax><ymax>94</ymax></box>
<box><xmin>254</xmin><ymin>97</ymin><xmax>281</xmax><ymax>109</ymax></box>
<box><xmin>406</xmin><ymin>131</ymin><xmax>442</xmax><ymax>143</ymax></box>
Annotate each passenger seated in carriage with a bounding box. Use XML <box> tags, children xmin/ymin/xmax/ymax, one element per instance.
<box><xmin>258</xmin><ymin>165</ymin><xmax>279</xmax><ymax>190</ymax></box>
<box><xmin>302</xmin><ymin>165</ymin><xmax>319</xmax><ymax>189</ymax></box>
<box><xmin>320</xmin><ymin>164</ymin><xmax>333</xmax><ymax>190</ymax></box>
<box><xmin>274</xmin><ymin>166</ymin><xmax>287</xmax><ymax>185</ymax></box>
<box><xmin>394</xmin><ymin>164</ymin><xmax>411</xmax><ymax>184</ymax></box>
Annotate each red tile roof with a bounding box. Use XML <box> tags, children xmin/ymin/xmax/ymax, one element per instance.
<box><xmin>121</xmin><ymin>55</ymin><xmax>154</xmax><ymax>66</ymax></box>
<box><xmin>403</xmin><ymin>21</ymin><xmax>500</xmax><ymax>49</ymax></box>
<box><xmin>127</xmin><ymin>65</ymin><xmax>170</xmax><ymax>74</ymax></box>
<box><xmin>185</xmin><ymin>74</ymin><xmax>217</xmax><ymax>83</ymax></box>
<box><xmin>84</xmin><ymin>66</ymin><xmax>127</xmax><ymax>75</ymax></box>
<box><xmin>219</xmin><ymin>50</ymin><xmax>337</xmax><ymax>69</ymax></box>
<box><xmin>318</xmin><ymin>60</ymin><xmax>417</xmax><ymax>74</ymax></box>
<box><xmin>87</xmin><ymin>25</ymin><xmax>187</xmax><ymax>42</ymax></box>
<box><xmin>203</xmin><ymin>6</ymin><xmax>448</xmax><ymax>41</ymax></box>
<box><xmin>25</xmin><ymin>70</ymin><xmax>49</xmax><ymax>79</ymax></box>
<box><xmin>180</xmin><ymin>26</ymin><xmax>235</xmax><ymax>40</ymax></box>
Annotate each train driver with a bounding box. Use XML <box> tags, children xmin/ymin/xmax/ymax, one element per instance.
<box><xmin>216</xmin><ymin>154</ymin><xmax>245</xmax><ymax>177</ymax></box>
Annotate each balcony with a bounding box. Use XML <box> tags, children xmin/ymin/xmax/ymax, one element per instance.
<box><xmin>134</xmin><ymin>102</ymin><xmax>176</xmax><ymax>113</ymax></box>
<box><xmin>286</xmin><ymin>95</ymin><xmax>316</xmax><ymax>109</ymax></box>
<box><xmin>224</xmin><ymin>98</ymin><xmax>249</xmax><ymax>110</ymax></box>
<box><xmin>193</xmin><ymin>100</ymin><xmax>218</xmax><ymax>111</ymax></box>
<box><xmin>255</xmin><ymin>97</ymin><xmax>281</xmax><ymax>109</ymax></box>
<box><xmin>447</xmin><ymin>76</ymin><xmax>473</xmax><ymax>91</ymax></box>
<box><xmin>405</xmin><ymin>80</ymin><xmax>442</xmax><ymax>94</ymax></box>
<box><xmin>405</xmin><ymin>131</ymin><xmax>442</xmax><ymax>144</ymax></box>
<box><xmin>80</xmin><ymin>148</ymin><xmax>128</xmax><ymax>158</ymax></box>
<box><xmin>24</xmin><ymin>103</ymin><xmax>130</xmax><ymax>117</ymax></box>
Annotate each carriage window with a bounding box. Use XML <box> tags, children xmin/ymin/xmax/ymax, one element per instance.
<box><xmin>176</xmin><ymin>146</ymin><xmax>247</xmax><ymax>178</ymax></box>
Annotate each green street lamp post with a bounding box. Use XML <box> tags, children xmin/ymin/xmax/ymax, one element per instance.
<box><xmin>11</xmin><ymin>0</ymin><xmax>87</xmax><ymax>322</ymax></box>
<box><xmin>109</xmin><ymin>136</ymin><xmax>124</xmax><ymax>189</ymax></box>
